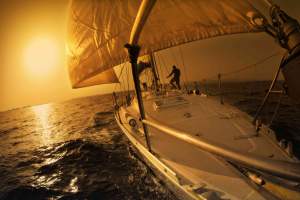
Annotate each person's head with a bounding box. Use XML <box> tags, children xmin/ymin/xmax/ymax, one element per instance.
<box><xmin>172</xmin><ymin>65</ymin><xmax>176</xmax><ymax>69</ymax></box>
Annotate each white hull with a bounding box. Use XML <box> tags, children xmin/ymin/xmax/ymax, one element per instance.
<box><xmin>115</xmin><ymin>93</ymin><xmax>300</xmax><ymax>200</ymax></box>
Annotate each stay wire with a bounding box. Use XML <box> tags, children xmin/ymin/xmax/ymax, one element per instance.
<box><xmin>152</xmin><ymin>53</ymin><xmax>161</xmax><ymax>83</ymax></box>
<box><xmin>156</xmin><ymin>53</ymin><xmax>166</xmax><ymax>84</ymax></box>
<box><xmin>125</xmin><ymin>62</ymin><xmax>130</xmax><ymax>94</ymax></box>
<box><xmin>204</xmin><ymin>52</ymin><xmax>282</xmax><ymax>81</ymax></box>
<box><xmin>113</xmin><ymin>56</ymin><xmax>128</xmax><ymax>105</ymax></box>
<box><xmin>178</xmin><ymin>46</ymin><xmax>189</xmax><ymax>91</ymax></box>
<box><xmin>170</xmin><ymin>47</ymin><xmax>187</xmax><ymax>90</ymax></box>
<box><xmin>222</xmin><ymin>52</ymin><xmax>281</xmax><ymax>78</ymax></box>
<box><xmin>160</xmin><ymin>53</ymin><xmax>171</xmax><ymax>93</ymax></box>
<box><xmin>269</xmin><ymin>91</ymin><xmax>283</xmax><ymax>126</ymax></box>
<box><xmin>113</xmin><ymin>60</ymin><xmax>126</xmax><ymax>92</ymax></box>
<box><xmin>155</xmin><ymin>53</ymin><xmax>167</xmax><ymax>94</ymax></box>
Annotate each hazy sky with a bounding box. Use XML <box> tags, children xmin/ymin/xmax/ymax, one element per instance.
<box><xmin>0</xmin><ymin>0</ymin><xmax>299</xmax><ymax>111</ymax></box>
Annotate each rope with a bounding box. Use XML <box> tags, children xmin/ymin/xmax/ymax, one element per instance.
<box><xmin>121</xmin><ymin>66</ymin><xmax>127</xmax><ymax>105</ymax></box>
<box><xmin>269</xmin><ymin>91</ymin><xmax>283</xmax><ymax>126</ymax></box>
<box><xmin>204</xmin><ymin>52</ymin><xmax>282</xmax><ymax>81</ymax></box>
<box><xmin>178</xmin><ymin>46</ymin><xmax>189</xmax><ymax>91</ymax></box>
<box><xmin>112</xmin><ymin>58</ymin><xmax>129</xmax><ymax>105</ymax></box>
<box><xmin>152</xmin><ymin>53</ymin><xmax>161</xmax><ymax>83</ymax></box>
<box><xmin>222</xmin><ymin>52</ymin><xmax>281</xmax><ymax>77</ymax></box>
<box><xmin>170</xmin><ymin>47</ymin><xmax>179</xmax><ymax>67</ymax></box>
<box><xmin>156</xmin><ymin>53</ymin><xmax>166</xmax><ymax>93</ymax></box>
<box><xmin>125</xmin><ymin>63</ymin><xmax>130</xmax><ymax>93</ymax></box>
<box><xmin>155</xmin><ymin>54</ymin><xmax>163</xmax><ymax>84</ymax></box>
<box><xmin>156</xmin><ymin>52</ymin><xmax>169</xmax><ymax>92</ymax></box>
<box><xmin>113</xmin><ymin>60</ymin><xmax>126</xmax><ymax>91</ymax></box>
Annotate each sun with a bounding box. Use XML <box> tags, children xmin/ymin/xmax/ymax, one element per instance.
<box><xmin>24</xmin><ymin>37</ymin><xmax>58</xmax><ymax>76</ymax></box>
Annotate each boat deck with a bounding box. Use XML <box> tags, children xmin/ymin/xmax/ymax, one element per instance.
<box><xmin>119</xmin><ymin>94</ymin><xmax>295</xmax><ymax>199</ymax></box>
<box><xmin>145</xmin><ymin>95</ymin><xmax>289</xmax><ymax>160</ymax></box>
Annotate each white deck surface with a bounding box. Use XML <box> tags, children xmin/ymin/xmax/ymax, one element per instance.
<box><xmin>120</xmin><ymin>94</ymin><xmax>294</xmax><ymax>199</ymax></box>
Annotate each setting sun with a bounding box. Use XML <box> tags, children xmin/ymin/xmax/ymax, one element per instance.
<box><xmin>24</xmin><ymin>38</ymin><xmax>58</xmax><ymax>76</ymax></box>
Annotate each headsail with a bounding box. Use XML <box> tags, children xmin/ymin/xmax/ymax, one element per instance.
<box><xmin>67</xmin><ymin>0</ymin><xmax>267</xmax><ymax>88</ymax></box>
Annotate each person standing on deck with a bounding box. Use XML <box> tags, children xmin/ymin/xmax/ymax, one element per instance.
<box><xmin>167</xmin><ymin>65</ymin><xmax>181</xmax><ymax>89</ymax></box>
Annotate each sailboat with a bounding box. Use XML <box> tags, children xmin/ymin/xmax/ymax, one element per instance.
<box><xmin>67</xmin><ymin>0</ymin><xmax>300</xmax><ymax>199</ymax></box>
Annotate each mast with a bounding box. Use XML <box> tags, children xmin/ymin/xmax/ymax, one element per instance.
<box><xmin>125</xmin><ymin>0</ymin><xmax>157</xmax><ymax>152</ymax></box>
<box><xmin>125</xmin><ymin>44</ymin><xmax>152</xmax><ymax>152</ymax></box>
<box><xmin>129</xmin><ymin>0</ymin><xmax>157</xmax><ymax>45</ymax></box>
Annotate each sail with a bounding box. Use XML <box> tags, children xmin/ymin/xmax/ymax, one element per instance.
<box><xmin>67</xmin><ymin>0</ymin><xmax>267</xmax><ymax>88</ymax></box>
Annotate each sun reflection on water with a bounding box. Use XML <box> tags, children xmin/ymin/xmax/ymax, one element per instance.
<box><xmin>65</xmin><ymin>177</ymin><xmax>79</xmax><ymax>193</ymax></box>
<box><xmin>33</xmin><ymin>171</ymin><xmax>62</xmax><ymax>188</ymax></box>
<box><xmin>32</xmin><ymin>104</ymin><xmax>53</xmax><ymax>146</ymax></box>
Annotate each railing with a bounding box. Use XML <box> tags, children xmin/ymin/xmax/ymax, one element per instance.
<box><xmin>142</xmin><ymin>118</ymin><xmax>300</xmax><ymax>182</ymax></box>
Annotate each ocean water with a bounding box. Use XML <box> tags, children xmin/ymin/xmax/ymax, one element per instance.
<box><xmin>0</xmin><ymin>95</ymin><xmax>177</xmax><ymax>200</ymax></box>
<box><xmin>0</xmin><ymin>81</ymin><xmax>299</xmax><ymax>200</ymax></box>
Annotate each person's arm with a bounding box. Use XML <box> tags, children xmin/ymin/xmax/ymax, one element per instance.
<box><xmin>167</xmin><ymin>69</ymin><xmax>174</xmax><ymax>78</ymax></box>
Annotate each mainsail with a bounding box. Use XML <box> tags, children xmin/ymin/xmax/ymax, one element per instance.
<box><xmin>67</xmin><ymin>0</ymin><xmax>267</xmax><ymax>88</ymax></box>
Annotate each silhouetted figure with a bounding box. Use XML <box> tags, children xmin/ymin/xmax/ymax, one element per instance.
<box><xmin>167</xmin><ymin>65</ymin><xmax>181</xmax><ymax>89</ymax></box>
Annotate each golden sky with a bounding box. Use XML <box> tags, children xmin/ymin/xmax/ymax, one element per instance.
<box><xmin>0</xmin><ymin>0</ymin><xmax>299</xmax><ymax>111</ymax></box>
<box><xmin>0</xmin><ymin>0</ymin><xmax>116</xmax><ymax>111</ymax></box>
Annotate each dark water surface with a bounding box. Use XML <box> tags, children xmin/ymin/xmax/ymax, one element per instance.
<box><xmin>0</xmin><ymin>81</ymin><xmax>299</xmax><ymax>200</ymax></box>
<box><xmin>0</xmin><ymin>95</ymin><xmax>176</xmax><ymax>200</ymax></box>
